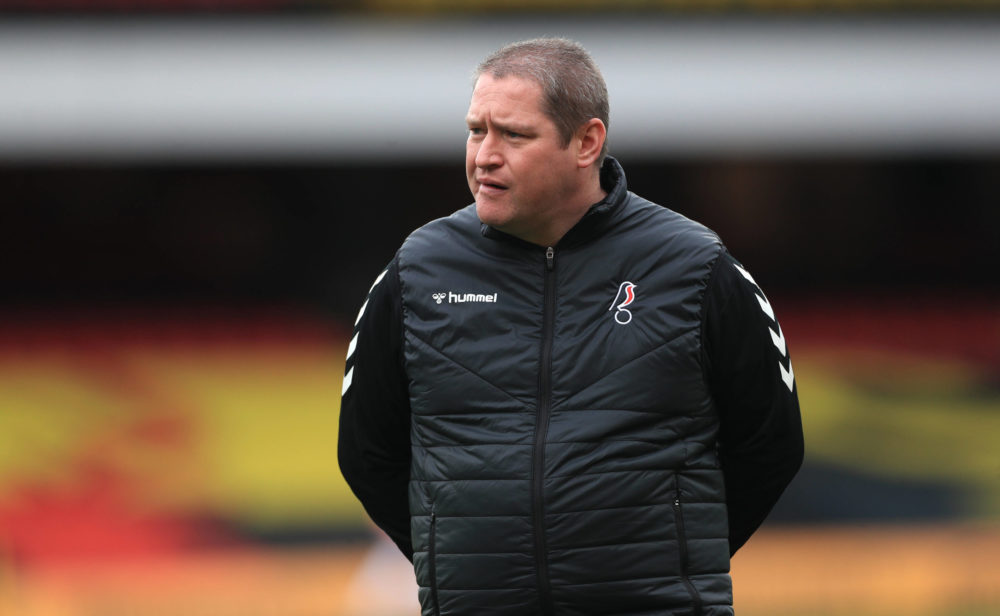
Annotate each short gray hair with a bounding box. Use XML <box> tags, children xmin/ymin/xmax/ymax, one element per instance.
<box><xmin>475</xmin><ymin>38</ymin><xmax>610</xmax><ymax>163</ymax></box>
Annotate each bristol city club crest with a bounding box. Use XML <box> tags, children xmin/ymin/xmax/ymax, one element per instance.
<box><xmin>609</xmin><ymin>281</ymin><xmax>637</xmax><ymax>325</ymax></box>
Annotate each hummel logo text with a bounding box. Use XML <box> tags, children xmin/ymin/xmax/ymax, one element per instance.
<box><xmin>433</xmin><ymin>292</ymin><xmax>499</xmax><ymax>304</ymax></box>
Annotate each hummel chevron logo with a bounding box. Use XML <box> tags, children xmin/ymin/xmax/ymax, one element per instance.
<box><xmin>734</xmin><ymin>263</ymin><xmax>795</xmax><ymax>393</ymax></box>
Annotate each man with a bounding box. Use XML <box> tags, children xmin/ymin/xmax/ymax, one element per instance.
<box><xmin>339</xmin><ymin>38</ymin><xmax>803</xmax><ymax>616</ymax></box>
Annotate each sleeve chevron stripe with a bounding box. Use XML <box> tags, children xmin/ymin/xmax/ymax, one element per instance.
<box><xmin>341</xmin><ymin>366</ymin><xmax>354</xmax><ymax>396</ymax></box>
<box><xmin>733</xmin><ymin>262</ymin><xmax>795</xmax><ymax>393</ymax></box>
<box><xmin>353</xmin><ymin>299</ymin><xmax>369</xmax><ymax>326</ymax></box>
<box><xmin>779</xmin><ymin>360</ymin><xmax>795</xmax><ymax>393</ymax></box>
<box><xmin>346</xmin><ymin>332</ymin><xmax>359</xmax><ymax>362</ymax></box>
<box><xmin>369</xmin><ymin>269</ymin><xmax>387</xmax><ymax>292</ymax></box>
<box><xmin>769</xmin><ymin>324</ymin><xmax>786</xmax><ymax>356</ymax></box>
<box><xmin>344</xmin><ymin>268</ymin><xmax>390</xmax><ymax>395</ymax></box>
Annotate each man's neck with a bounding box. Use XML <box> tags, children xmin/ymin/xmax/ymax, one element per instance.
<box><xmin>526</xmin><ymin>173</ymin><xmax>608</xmax><ymax>247</ymax></box>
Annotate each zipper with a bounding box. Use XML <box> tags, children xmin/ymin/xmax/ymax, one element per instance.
<box><xmin>673</xmin><ymin>496</ymin><xmax>703</xmax><ymax>616</ymax></box>
<box><xmin>429</xmin><ymin>508</ymin><xmax>441</xmax><ymax>616</ymax></box>
<box><xmin>532</xmin><ymin>245</ymin><xmax>556</xmax><ymax>615</ymax></box>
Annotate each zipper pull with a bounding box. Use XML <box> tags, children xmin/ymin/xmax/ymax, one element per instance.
<box><xmin>545</xmin><ymin>246</ymin><xmax>555</xmax><ymax>271</ymax></box>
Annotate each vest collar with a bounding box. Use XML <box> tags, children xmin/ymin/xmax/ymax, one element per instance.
<box><xmin>480</xmin><ymin>156</ymin><xmax>629</xmax><ymax>249</ymax></box>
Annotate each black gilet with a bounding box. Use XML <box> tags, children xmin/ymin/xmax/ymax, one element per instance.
<box><xmin>399</xmin><ymin>158</ymin><xmax>733</xmax><ymax>616</ymax></box>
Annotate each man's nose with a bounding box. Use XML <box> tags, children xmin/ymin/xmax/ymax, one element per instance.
<box><xmin>475</xmin><ymin>132</ymin><xmax>502</xmax><ymax>168</ymax></box>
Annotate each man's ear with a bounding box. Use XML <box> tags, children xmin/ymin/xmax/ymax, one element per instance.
<box><xmin>576</xmin><ymin>118</ymin><xmax>607</xmax><ymax>168</ymax></box>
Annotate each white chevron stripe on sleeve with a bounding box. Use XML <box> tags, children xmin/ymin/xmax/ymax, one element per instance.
<box><xmin>779</xmin><ymin>360</ymin><xmax>795</xmax><ymax>393</ymax></box>
<box><xmin>733</xmin><ymin>262</ymin><xmax>757</xmax><ymax>286</ymax></box>
<box><xmin>735</xmin><ymin>262</ymin><xmax>776</xmax><ymax>320</ymax></box>
<box><xmin>769</xmin><ymin>324</ymin><xmax>786</xmax><ymax>356</ymax></box>
<box><xmin>735</xmin><ymin>261</ymin><xmax>794</xmax><ymax>391</ymax></box>
<box><xmin>756</xmin><ymin>294</ymin><xmax>775</xmax><ymax>321</ymax></box>
<box><xmin>354</xmin><ymin>269</ymin><xmax>388</xmax><ymax>326</ymax></box>
<box><xmin>354</xmin><ymin>299</ymin><xmax>369</xmax><ymax>326</ymax></box>
<box><xmin>369</xmin><ymin>269</ymin><xmax>387</xmax><ymax>292</ymax></box>
<box><xmin>346</xmin><ymin>332</ymin><xmax>359</xmax><ymax>361</ymax></box>
<box><xmin>342</xmin><ymin>366</ymin><xmax>354</xmax><ymax>396</ymax></box>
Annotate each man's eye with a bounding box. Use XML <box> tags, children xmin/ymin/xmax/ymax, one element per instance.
<box><xmin>469</xmin><ymin>127</ymin><xmax>484</xmax><ymax>136</ymax></box>
<box><xmin>506</xmin><ymin>131</ymin><xmax>523</xmax><ymax>138</ymax></box>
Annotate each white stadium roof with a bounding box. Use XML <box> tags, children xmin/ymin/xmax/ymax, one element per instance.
<box><xmin>2</xmin><ymin>16</ymin><xmax>999</xmax><ymax>161</ymax></box>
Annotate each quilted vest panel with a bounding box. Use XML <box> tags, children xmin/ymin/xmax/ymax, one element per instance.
<box><xmin>399</xmin><ymin>194</ymin><xmax>733</xmax><ymax>616</ymax></box>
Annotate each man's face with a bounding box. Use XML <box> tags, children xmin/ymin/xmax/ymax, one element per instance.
<box><xmin>465</xmin><ymin>74</ymin><xmax>582</xmax><ymax>244</ymax></box>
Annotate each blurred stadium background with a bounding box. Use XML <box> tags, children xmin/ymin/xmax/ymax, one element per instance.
<box><xmin>1</xmin><ymin>1</ymin><xmax>999</xmax><ymax>615</ymax></box>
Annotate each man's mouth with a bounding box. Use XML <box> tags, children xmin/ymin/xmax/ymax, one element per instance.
<box><xmin>478</xmin><ymin>178</ymin><xmax>508</xmax><ymax>191</ymax></box>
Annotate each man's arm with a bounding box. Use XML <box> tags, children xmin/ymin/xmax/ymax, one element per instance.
<box><xmin>337</xmin><ymin>255</ymin><xmax>414</xmax><ymax>560</ymax></box>
<box><xmin>702</xmin><ymin>251</ymin><xmax>804</xmax><ymax>555</ymax></box>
